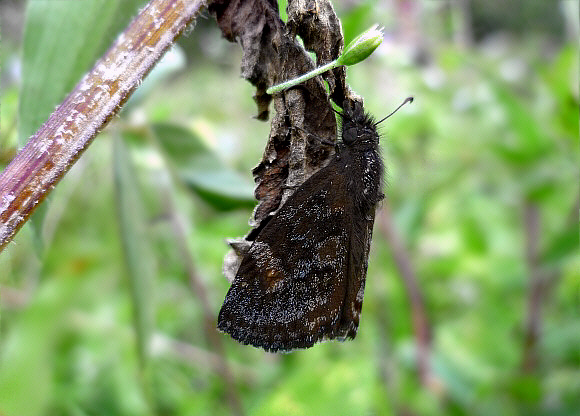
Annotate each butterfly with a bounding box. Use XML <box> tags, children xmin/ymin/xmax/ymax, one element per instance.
<box><xmin>218</xmin><ymin>97</ymin><xmax>412</xmax><ymax>352</ymax></box>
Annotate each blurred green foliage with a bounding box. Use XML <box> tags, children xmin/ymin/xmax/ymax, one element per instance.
<box><xmin>0</xmin><ymin>1</ymin><xmax>578</xmax><ymax>415</ymax></box>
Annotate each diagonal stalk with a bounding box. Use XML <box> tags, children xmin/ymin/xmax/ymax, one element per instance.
<box><xmin>0</xmin><ymin>0</ymin><xmax>207</xmax><ymax>252</ymax></box>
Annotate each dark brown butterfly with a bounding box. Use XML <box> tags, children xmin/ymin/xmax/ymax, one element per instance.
<box><xmin>218</xmin><ymin>98</ymin><xmax>412</xmax><ymax>352</ymax></box>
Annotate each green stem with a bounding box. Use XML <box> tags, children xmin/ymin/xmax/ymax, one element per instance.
<box><xmin>266</xmin><ymin>60</ymin><xmax>339</xmax><ymax>94</ymax></box>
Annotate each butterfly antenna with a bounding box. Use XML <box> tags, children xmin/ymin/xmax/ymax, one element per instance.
<box><xmin>374</xmin><ymin>96</ymin><xmax>414</xmax><ymax>126</ymax></box>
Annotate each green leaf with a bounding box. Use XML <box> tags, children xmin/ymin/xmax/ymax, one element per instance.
<box><xmin>152</xmin><ymin>123</ymin><xmax>256</xmax><ymax>210</ymax></box>
<box><xmin>539</xmin><ymin>45</ymin><xmax>579</xmax><ymax>138</ymax></box>
<box><xmin>0</xmin><ymin>278</ymin><xmax>72</xmax><ymax>416</ymax></box>
<box><xmin>113</xmin><ymin>136</ymin><xmax>155</xmax><ymax>370</ymax></box>
<box><xmin>491</xmin><ymin>85</ymin><xmax>552</xmax><ymax>166</ymax></box>
<box><xmin>461</xmin><ymin>216</ymin><xmax>488</xmax><ymax>254</ymax></box>
<box><xmin>541</xmin><ymin>227</ymin><xmax>580</xmax><ymax>268</ymax></box>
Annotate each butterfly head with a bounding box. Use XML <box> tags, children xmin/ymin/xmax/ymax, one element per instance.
<box><xmin>340</xmin><ymin>100</ymin><xmax>379</xmax><ymax>148</ymax></box>
<box><xmin>339</xmin><ymin>96</ymin><xmax>413</xmax><ymax>148</ymax></box>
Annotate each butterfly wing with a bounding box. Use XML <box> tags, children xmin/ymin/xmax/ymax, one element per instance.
<box><xmin>218</xmin><ymin>151</ymin><xmax>373</xmax><ymax>352</ymax></box>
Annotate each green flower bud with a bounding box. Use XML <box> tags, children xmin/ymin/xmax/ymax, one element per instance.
<box><xmin>337</xmin><ymin>24</ymin><xmax>383</xmax><ymax>67</ymax></box>
<box><xmin>266</xmin><ymin>24</ymin><xmax>383</xmax><ymax>95</ymax></box>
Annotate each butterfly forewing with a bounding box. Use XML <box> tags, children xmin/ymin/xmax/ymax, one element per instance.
<box><xmin>218</xmin><ymin>157</ymin><xmax>363</xmax><ymax>351</ymax></box>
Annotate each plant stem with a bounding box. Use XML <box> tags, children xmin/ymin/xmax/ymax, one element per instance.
<box><xmin>0</xmin><ymin>0</ymin><xmax>206</xmax><ymax>252</ymax></box>
<box><xmin>266</xmin><ymin>60</ymin><xmax>338</xmax><ymax>94</ymax></box>
<box><xmin>522</xmin><ymin>201</ymin><xmax>542</xmax><ymax>372</ymax></box>
<box><xmin>378</xmin><ymin>204</ymin><xmax>434</xmax><ymax>389</ymax></box>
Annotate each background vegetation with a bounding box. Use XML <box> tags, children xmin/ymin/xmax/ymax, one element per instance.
<box><xmin>0</xmin><ymin>0</ymin><xmax>578</xmax><ymax>415</ymax></box>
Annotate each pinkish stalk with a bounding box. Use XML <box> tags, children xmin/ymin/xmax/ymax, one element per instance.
<box><xmin>0</xmin><ymin>0</ymin><xmax>207</xmax><ymax>252</ymax></box>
